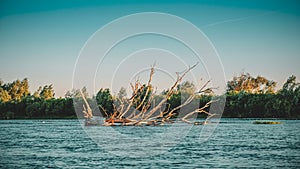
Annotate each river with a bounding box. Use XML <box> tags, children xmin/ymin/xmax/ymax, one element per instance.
<box><xmin>0</xmin><ymin>119</ymin><xmax>299</xmax><ymax>168</ymax></box>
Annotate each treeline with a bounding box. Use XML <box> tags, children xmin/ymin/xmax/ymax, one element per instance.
<box><xmin>0</xmin><ymin>79</ymin><xmax>75</xmax><ymax>119</ymax></box>
<box><xmin>223</xmin><ymin>74</ymin><xmax>300</xmax><ymax>118</ymax></box>
<box><xmin>0</xmin><ymin>73</ymin><xmax>299</xmax><ymax>119</ymax></box>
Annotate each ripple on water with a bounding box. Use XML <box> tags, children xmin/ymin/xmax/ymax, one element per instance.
<box><xmin>0</xmin><ymin>119</ymin><xmax>299</xmax><ymax>168</ymax></box>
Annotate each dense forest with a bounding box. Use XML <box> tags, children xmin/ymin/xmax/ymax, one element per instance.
<box><xmin>0</xmin><ymin>73</ymin><xmax>299</xmax><ymax>120</ymax></box>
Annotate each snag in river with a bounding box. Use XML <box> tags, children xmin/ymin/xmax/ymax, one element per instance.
<box><xmin>81</xmin><ymin>63</ymin><xmax>219</xmax><ymax>126</ymax></box>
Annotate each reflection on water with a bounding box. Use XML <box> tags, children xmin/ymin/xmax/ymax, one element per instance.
<box><xmin>0</xmin><ymin>119</ymin><xmax>299</xmax><ymax>168</ymax></box>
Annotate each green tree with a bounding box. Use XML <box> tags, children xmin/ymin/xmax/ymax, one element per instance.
<box><xmin>166</xmin><ymin>81</ymin><xmax>197</xmax><ymax>116</ymax></box>
<box><xmin>132</xmin><ymin>84</ymin><xmax>153</xmax><ymax>111</ymax></box>
<box><xmin>96</xmin><ymin>88</ymin><xmax>114</xmax><ymax>117</ymax></box>
<box><xmin>8</xmin><ymin>79</ymin><xmax>21</xmax><ymax>101</ymax></box>
<box><xmin>21</xmin><ymin>78</ymin><xmax>30</xmax><ymax>96</ymax></box>
<box><xmin>33</xmin><ymin>86</ymin><xmax>42</xmax><ymax>98</ymax></box>
<box><xmin>26</xmin><ymin>102</ymin><xmax>42</xmax><ymax>117</ymax></box>
<box><xmin>40</xmin><ymin>85</ymin><xmax>55</xmax><ymax>100</ymax></box>
<box><xmin>3</xmin><ymin>78</ymin><xmax>30</xmax><ymax>101</ymax></box>
<box><xmin>282</xmin><ymin>75</ymin><xmax>299</xmax><ymax>92</ymax></box>
<box><xmin>227</xmin><ymin>73</ymin><xmax>276</xmax><ymax>94</ymax></box>
<box><xmin>177</xmin><ymin>81</ymin><xmax>196</xmax><ymax>94</ymax></box>
<box><xmin>277</xmin><ymin>75</ymin><xmax>300</xmax><ymax>117</ymax></box>
<box><xmin>0</xmin><ymin>88</ymin><xmax>11</xmax><ymax>102</ymax></box>
<box><xmin>117</xmin><ymin>87</ymin><xmax>127</xmax><ymax>99</ymax></box>
<box><xmin>64</xmin><ymin>87</ymin><xmax>88</xmax><ymax>98</ymax></box>
<box><xmin>64</xmin><ymin>90</ymin><xmax>72</xmax><ymax>98</ymax></box>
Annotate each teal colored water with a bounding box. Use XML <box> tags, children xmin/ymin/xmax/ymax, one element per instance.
<box><xmin>0</xmin><ymin>119</ymin><xmax>299</xmax><ymax>168</ymax></box>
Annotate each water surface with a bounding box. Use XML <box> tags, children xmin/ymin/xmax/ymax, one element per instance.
<box><xmin>0</xmin><ymin>119</ymin><xmax>299</xmax><ymax>168</ymax></box>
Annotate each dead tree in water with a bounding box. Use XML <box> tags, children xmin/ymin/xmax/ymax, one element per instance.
<box><xmin>80</xmin><ymin>90</ymin><xmax>93</xmax><ymax>119</ymax></box>
<box><xmin>83</xmin><ymin>63</ymin><xmax>218</xmax><ymax>126</ymax></box>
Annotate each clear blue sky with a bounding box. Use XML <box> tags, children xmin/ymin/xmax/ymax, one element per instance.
<box><xmin>0</xmin><ymin>0</ymin><xmax>299</xmax><ymax>97</ymax></box>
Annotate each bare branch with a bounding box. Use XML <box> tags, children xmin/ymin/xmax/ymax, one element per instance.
<box><xmin>165</xmin><ymin>94</ymin><xmax>195</xmax><ymax>119</ymax></box>
<box><xmin>101</xmin><ymin>62</ymin><xmax>218</xmax><ymax>126</ymax></box>
<box><xmin>80</xmin><ymin>89</ymin><xmax>93</xmax><ymax>119</ymax></box>
<box><xmin>143</xmin><ymin>63</ymin><xmax>199</xmax><ymax>120</ymax></box>
<box><xmin>181</xmin><ymin>99</ymin><xmax>219</xmax><ymax>125</ymax></box>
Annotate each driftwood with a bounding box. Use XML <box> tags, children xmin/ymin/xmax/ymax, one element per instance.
<box><xmin>80</xmin><ymin>90</ymin><xmax>93</xmax><ymax>119</ymax></box>
<box><xmin>82</xmin><ymin>63</ymin><xmax>217</xmax><ymax>126</ymax></box>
